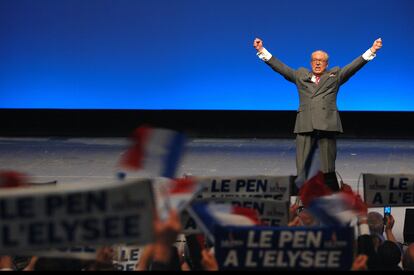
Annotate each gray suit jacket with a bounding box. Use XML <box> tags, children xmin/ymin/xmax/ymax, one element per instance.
<box><xmin>266</xmin><ymin>55</ymin><xmax>368</xmax><ymax>133</ymax></box>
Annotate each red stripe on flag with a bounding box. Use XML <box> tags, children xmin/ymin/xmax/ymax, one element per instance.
<box><xmin>232</xmin><ymin>207</ymin><xmax>261</xmax><ymax>225</ymax></box>
<box><xmin>340</xmin><ymin>183</ymin><xmax>368</xmax><ymax>215</ymax></box>
<box><xmin>120</xmin><ymin>126</ymin><xmax>151</xmax><ymax>170</ymax></box>
<box><xmin>0</xmin><ymin>171</ymin><xmax>29</xmax><ymax>188</ymax></box>
<box><xmin>299</xmin><ymin>171</ymin><xmax>333</xmax><ymax>207</ymax></box>
<box><xmin>169</xmin><ymin>177</ymin><xmax>196</xmax><ymax>194</ymax></box>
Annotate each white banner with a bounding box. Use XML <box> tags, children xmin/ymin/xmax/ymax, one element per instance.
<box><xmin>195</xmin><ymin>175</ymin><xmax>291</xmax><ymax>201</ymax></box>
<box><xmin>363</xmin><ymin>173</ymin><xmax>414</xmax><ymax>206</ymax></box>
<box><xmin>0</xmin><ymin>179</ymin><xmax>155</xmax><ymax>253</ymax></box>
<box><xmin>113</xmin><ymin>244</ymin><xmax>143</xmax><ymax>271</ymax></box>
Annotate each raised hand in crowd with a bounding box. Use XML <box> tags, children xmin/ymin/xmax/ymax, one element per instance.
<box><xmin>0</xmin><ymin>256</ymin><xmax>13</xmax><ymax>271</ymax></box>
<box><xmin>147</xmin><ymin>209</ymin><xmax>183</xmax><ymax>270</ymax></box>
<box><xmin>351</xmin><ymin>254</ymin><xmax>368</xmax><ymax>271</ymax></box>
<box><xmin>288</xmin><ymin>204</ymin><xmax>303</xmax><ymax>227</ymax></box>
<box><xmin>288</xmin><ymin>203</ymin><xmax>318</xmax><ymax>227</ymax></box>
<box><xmin>134</xmin><ymin>245</ymin><xmax>154</xmax><ymax>271</ymax></box>
<box><xmin>288</xmin><ymin>216</ymin><xmax>301</xmax><ymax>227</ymax></box>
<box><xmin>289</xmin><ymin>204</ymin><xmax>300</xmax><ymax>221</ymax></box>
<box><xmin>80</xmin><ymin>246</ymin><xmax>116</xmax><ymax>271</ymax></box>
<box><xmin>96</xmin><ymin>246</ymin><xmax>115</xmax><ymax>264</ymax></box>
<box><xmin>384</xmin><ymin>214</ymin><xmax>398</xmax><ymax>244</ymax></box>
<box><xmin>86</xmin><ymin>246</ymin><xmax>115</xmax><ymax>271</ymax></box>
<box><xmin>201</xmin><ymin>248</ymin><xmax>218</xmax><ymax>271</ymax></box>
<box><xmin>153</xmin><ymin>210</ymin><xmax>182</xmax><ymax>263</ymax></box>
<box><xmin>22</xmin><ymin>256</ymin><xmax>39</xmax><ymax>271</ymax></box>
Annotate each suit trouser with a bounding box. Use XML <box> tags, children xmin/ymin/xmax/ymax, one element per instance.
<box><xmin>295</xmin><ymin>130</ymin><xmax>337</xmax><ymax>175</ymax></box>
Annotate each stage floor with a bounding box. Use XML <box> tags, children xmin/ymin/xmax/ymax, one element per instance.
<box><xmin>1</xmin><ymin>137</ymin><xmax>414</xmax><ymax>243</ymax></box>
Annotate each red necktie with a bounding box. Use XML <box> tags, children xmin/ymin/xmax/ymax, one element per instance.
<box><xmin>315</xmin><ymin>76</ymin><xmax>320</xmax><ymax>85</ymax></box>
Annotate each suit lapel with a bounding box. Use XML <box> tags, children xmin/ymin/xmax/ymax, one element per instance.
<box><xmin>312</xmin><ymin>71</ymin><xmax>330</xmax><ymax>97</ymax></box>
<box><xmin>300</xmin><ymin>72</ymin><xmax>316</xmax><ymax>97</ymax></box>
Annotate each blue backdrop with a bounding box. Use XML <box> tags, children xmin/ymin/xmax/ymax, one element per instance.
<box><xmin>0</xmin><ymin>0</ymin><xmax>413</xmax><ymax>111</ymax></box>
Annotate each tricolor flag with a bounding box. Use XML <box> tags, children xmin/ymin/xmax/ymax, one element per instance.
<box><xmin>299</xmin><ymin>171</ymin><xmax>332</xmax><ymax>207</ymax></box>
<box><xmin>306</xmin><ymin>186</ymin><xmax>367</xmax><ymax>226</ymax></box>
<box><xmin>0</xmin><ymin>170</ymin><xmax>29</xmax><ymax>188</ymax></box>
<box><xmin>168</xmin><ymin>177</ymin><xmax>203</xmax><ymax>212</ymax></box>
<box><xmin>306</xmin><ymin>193</ymin><xmax>356</xmax><ymax>226</ymax></box>
<box><xmin>294</xmin><ymin>138</ymin><xmax>332</xmax><ymax>207</ymax></box>
<box><xmin>187</xmin><ymin>202</ymin><xmax>261</xmax><ymax>242</ymax></box>
<box><xmin>120</xmin><ymin>126</ymin><xmax>186</xmax><ymax>178</ymax></box>
<box><xmin>152</xmin><ymin>177</ymin><xmax>203</xmax><ymax>221</ymax></box>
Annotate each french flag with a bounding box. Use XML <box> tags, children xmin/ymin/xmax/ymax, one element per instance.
<box><xmin>167</xmin><ymin>177</ymin><xmax>203</xmax><ymax>212</ymax></box>
<box><xmin>306</xmin><ymin>190</ymin><xmax>367</xmax><ymax>226</ymax></box>
<box><xmin>0</xmin><ymin>170</ymin><xmax>29</xmax><ymax>188</ymax></box>
<box><xmin>188</xmin><ymin>202</ymin><xmax>261</xmax><ymax>242</ymax></box>
<box><xmin>293</xmin><ymin>138</ymin><xmax>332</xmax><ymax>207</ymax></box>
<box><xmin>307</xmin><ymin>194</ymin><xmax>356</xmax><ymax>226</ymax></box>
<box><xmin>120</xmin><ymin>126</ymin><xmax>186</xmax><ymax>178</ymax></box>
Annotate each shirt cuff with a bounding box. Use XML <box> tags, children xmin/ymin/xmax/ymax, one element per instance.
<box><xmin>362</xmin><ymin>48</ymin><xmax>376</xmax><ymax>61</ymax></box>
<box><xmin>257</xmin><ymin>47</ymin><xmax>272</xmax><ymax>62</ymax></box>
<box><xmin>359</xmin><ymin>223</ymin><xmax>370</xmax><ymax>236</ymax></box>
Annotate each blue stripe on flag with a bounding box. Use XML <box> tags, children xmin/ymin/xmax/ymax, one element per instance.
<box><xmin>162</xmin><ymin>132</ymin><xmax>186</xmax><ymax>178</ymax></box>
<box><xmin>307</xmin><ymin>196</ymin><xmax>346</xmax><ymax>227</ymax></box>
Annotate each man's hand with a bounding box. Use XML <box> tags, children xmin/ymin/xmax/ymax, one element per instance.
<box><xmin>152</xmin><ymin>210</ymin><xmax>182</xmax><ymax>264</ymax></box>
<box><xmin>253</xmin><ymin>38</ymin><xmax>264</xmax><ymax>52</ymax></box>
<box><xmin>96</xmin><ymin>246</ymin><xmax>114</xmax><ymax>264</ymax></box>
<box><xmin>385</xmin><ymin>214</ymin><xmax>395</xmax><ymax>231</ymax></box>
<box><xmin>351</xmin><ymin>254</ymin><xmax>368</xmax><ymax>271</ymax></box>
<box><xmin>371</xmin><ymin>38</ymin><xmax>382</xmax><ymax>53</ymax></box>
<box><xmin>201</xmin><ymin>249</ymin><xmax>219</xmax><ymax>271</ymax></box>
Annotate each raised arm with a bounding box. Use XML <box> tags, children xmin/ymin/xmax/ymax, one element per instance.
<box><xmin>254</xmin><ymin>38</ymin><xmax>296</xmax><ymax>83</ymax></box>
<box><xmin>339</xmin><ymin>38</ymin><xmax>382</xmax><ymax>85</ymax></box>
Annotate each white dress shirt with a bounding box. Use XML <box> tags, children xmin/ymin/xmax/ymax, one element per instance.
<box><xmin>256</xmin><ymin>47</ymin><xmax>377</xmax><ymax>73</ymax></box>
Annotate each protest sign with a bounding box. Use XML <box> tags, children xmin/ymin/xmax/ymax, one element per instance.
<box><xmin>195</xmin><ymin>175</ymin><xmax>291</xmax><ymax>201</ymax></box>
<box><xmin>0</xmin><ymin>179</ymin><xmax>155</xmax><ymax>253</ymax></box>
<box><xmin>363</xmin><ymin>174</ymin><xmax>414</xmax><ymax>206</ymax></box>
<box><xmin>113</xmin><ymin>244</ymin><xmax>143</xmax><ymax>271</ymax></box>
<box><xmin>215</xmin><ymin>226</ymin><xmax>354</xmax><ymax>270</ymax></box>
<box><xmin>181</xmin><ymin>210</ymin><xmax>200</xmax><ymax>235</ymax></box>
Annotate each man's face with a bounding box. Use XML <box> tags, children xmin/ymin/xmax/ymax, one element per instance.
<box><xmin>311</xmin><ymin>51</ymin><xmax>328</xmax><ymax>76</ymax></box>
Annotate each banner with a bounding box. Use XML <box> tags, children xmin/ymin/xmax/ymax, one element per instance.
<box><xmin>0</xmin><ymin>179</ymin><xmax>155</xmax><ymax>253</ymax></box>
<box><xmin>181</xmin><ymin>210</ymin><xmax>200</xmax><ymax>235</ymax></box>
<box><xmin>113</xmin><ymin>245</ymin><xmax>143</xmax><ymax>271</ymax></box>
<box><xmin>21</xmin><ymin>246</ymin><xmax>98</xmax><ymax>260</ymax></box>
<box><xmin>215</xmin><ymin>226</ymin><xmax>354</xmax><ymax>270</ymax></box>
<box><xmin>195</xmin><ymin>175</ymin><xmax>291</xmax><ymax>201</ymax></box>
<box><xmin>363</xmin><ymin>174</ymin><xmax>414</xmax><ymax>206</ymax></box>
<box><xmin>181</xmin><ymin>199</ymin><xmax>289</xmax><ymax>235</ymax></box>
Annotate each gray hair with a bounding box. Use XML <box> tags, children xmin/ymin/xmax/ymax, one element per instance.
<box><xmin>311</xmin><ymin>50</ymin><xmax>329</xmax><ymax>62</ymax></box>
<box><xmin>367</xmin><ymin>211</ymin><xmax>384</xmax><ymax>235</ymax></box>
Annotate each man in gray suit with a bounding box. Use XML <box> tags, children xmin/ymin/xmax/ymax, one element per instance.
<box><xmin>254</xmin><ymin>38</ymin><xmax>382</xmax><ymax>191</ymax></box>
